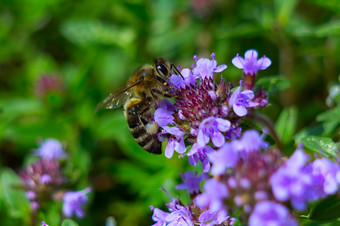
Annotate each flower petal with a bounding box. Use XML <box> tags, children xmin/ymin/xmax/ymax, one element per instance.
<box><xmin>257</xmin><ymin>56</ymin><xmax>272</xmax><ymax>70</ymax></box>
<box><xmin>233</xmin><ymin>104</ymin><xmax>247</xmax><ymax>117</ymax></box>
<box><xmin>244</xmin><ymin>49</ymin><xmax>258</xmax><ymax>60</ymax></box>
<box><xmin>231</xmin><ymin>55</ymin><xmax>245</xmax><ymax>69</ymax></box>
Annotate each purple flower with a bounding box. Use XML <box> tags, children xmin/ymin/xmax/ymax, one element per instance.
<box><xmin>192</xmin><ymin>53</ymin><xmax>227</xmax><ymax>79</ymax></box>
<box><xmin>26</xmin><ymin>190</ymin><xmax>36</xmax><ymax>200</ymax></box>
<box><xmin>197</xmin><ymin>116</ymin><xmax>231</xmax><ymax>147</ymax></box>
<box><xmin>195</xmin><ymin>179</ymin><xmax>228</xmax><ymax>212</ymax></box>
<box><xmin>163</xmin><ymin>126</ymin><xmax>186</xmax><ymax>158</ymax></box>
<box><xmin>187</xmin><ymin>143</ymin><xmax>214</xmax><ymax>172</ymax></box>
<box><xmin>229</xmin><ymin>81</ymin><xmax>259</xmax><ymax>117</ymax></box>
<box><xmin>154</xmin><ymin>99</ymin><xmax>175</xmax><ymax>127</ymax></box>
<box><xmin>198</xmin><ymin>209</ymin><xmax>230</xmax><ymax>226</ymax></box>
<box><xmin>232</xmin><ymin>49</ymin><xmax>271</xmax><ymax>76</ymax></box>
<box><xmin>40</xmin><ymin>174</ymin><xmax>52</xmax><ymax>184</ymax></box>
<box><xmin>312</xmin><ymin>158</ymin><xmax>340</xmax><ymax>195</ymax></box>
<box><xmin>35</xmin><ymin>138</ymin><xmax>66</xmax><ymax>160</ymax></box>
<box><xmin>233</xmin><ymin>130</ymin><xmax>268</xmax><ymax>154</ymax></box>
<box><xmin>176</xmin><ymin>171</ymin><xmax>208</xmax><ymax>194</ymax></box>
<box><xmin>62</xmin><ymin>187</ymin><xmax>92</xmax><ymax>218</ymax></box>
<box><xmin>249</xmin><ymin>201</ymin><xmax>297</xmax><ymax>226</ymax></box>
<box><xmin>150</xmin><ymin>206</ymin><xmax>170</xmax><ymax>226</ymax></box>
<box><xmin>168</xmin><ymin>74</ymin><xmax>186</xmax><ymax>89</ymax></box>
<box><xmin>270</xmin><ymin>149</ymin><xmax>315</xmax><ymax>210</ymax></box>
<box><xmin>41</xmin><ymin>221</ymin><xmax>49</xmax><ymax>226</ymax></box>
<box><xmin>208</xmin><ymin>143</ymin><xmax>239</xmax><ymax>175</ymax></box>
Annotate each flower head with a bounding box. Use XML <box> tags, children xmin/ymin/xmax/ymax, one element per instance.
<box><xmin>192</xmin><ymin>53</ymin><xmax>227</xmax><ymax>80</ymax></box>
<box><xmin>232</xmin><ymin>49</ymin><xmax>271</xmax><ymax>76</ymax></box>
<box><xmin>34</xmin><ymin>138</ymin><xmax>67</xmax><ymax>160</ymax></box>
<box><xmin>62</xmin><ymin>187</ymin><xmax>92</xmax><ymax>218</ymax></box>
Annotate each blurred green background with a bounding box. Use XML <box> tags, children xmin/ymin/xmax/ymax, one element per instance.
<box><xmin>0</xmin><ymin>0</ymin><xmax>339</xmax><ymax>225</ymax></box>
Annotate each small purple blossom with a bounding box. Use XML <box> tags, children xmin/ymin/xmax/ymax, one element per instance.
<box><xmin>151</xmin><ymin>199</ymin><xmax>194</xmax><ymax>226</ymax></box>
<box><xmin>208</xmin><ymin>143</ymin><xmax>239</xmax><ymax>175</ymax></box>
<box><xmin>34</xmin><ymin>138</ymin><xmax>66</xmax><ymax>160</ymax></box>
<box><xmin>187</xmin><ymin>143</ymin><xmax>214</xmax><ymax>172</ymax></box>
<box><xmin>233</xmin><ymin>130</ymin><xmax>268</xmax><ymax>154</ymax></box>
<box><xmin>176</xmin><ymin>171</ymin><xmax>208</xmax><ymax>194</ymax></box>
<box><xmin>26</xmin><ymin>190</ymin><xmax>36</xmax><ymax>200</ymax></box>
<box><xmin>270</xmin><ymin>149</ymin><xmax>314</xmax><ymax>210</ymax></box>
<box><xmin>150</xmin><ymin>206</ymin><xmax>170</xmax><ymax>226</ymax></box>
<box><xmin>62</xmin><ymin>187</ymin><xmax>92</xmax><ymax>218</ymax></box>
<box><xmin>154</xmin><ymin>99</ymin><xmax>175</xmax><ymax>127</ymax></box>
<box><xmin>229</xmin><ymin>81</ymin><xmax>259</xmax><ymax>117</ymax></box>
<box><xmin>249</xmin><ymin>201</ymin><xmax>297</xmax><ymax>226</ymax></box>
<box><xmin>163</xmin><ymin>126</ymin><xmax>186</xmax><ymax>158</ymax></box>
<box><xmin>192</xmin><ymin>53</ymin><xmax>227</xmax><ymax>80</ymax></box>
<box><xmin>198</xmin><ymin>209</ymin><xmax>230</xmax><ymax>226</ymax></box>
<box><xmin>232</xmin><ymin>49</ymin><xmax>271</xmax><ymax>76</ymax></box>
<box><xmin>39</xmin><ymin>174</ymin><xmax>52</xmax><ymax>184</ymax></box>
<box><xmin>197</xmin><ymin>116</ymin><xmax>231</xmax><ymax>147</ymax></box>
<box><xmin>41</xmin><ymin>222</ymin><xmax>48</xmax><ymax>226</ymax></box>
<box><xmin>312</xmin><ymin>158</ymin><xmax>340</xmax><ymax>195</ymax></box>
<box><xmin>195</xmin><ymin>179</ymin><xmax>228</xmax><ymax>212</ymax></box>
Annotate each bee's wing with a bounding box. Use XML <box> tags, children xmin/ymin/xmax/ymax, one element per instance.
<box><xmin>95</xmin><ymin>78</ymin><xmax>142</xmax><ymax>112</ymax></box>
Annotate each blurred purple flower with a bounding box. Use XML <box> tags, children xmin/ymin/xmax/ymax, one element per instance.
<box><xmin>198</xmin><ymin>209</ymin><xmax>230</xmax><ymax>226</ymax></box>
<box><xmin>233</xmin><ymin>130</ymin><xmax>268</xmax><ymax>154</ymax></box>
<box><xmin>229</xmin><ymin>81</ymin><xmax>258</xmax><ymax>117</ymax></box>
<box><xmin>176</xmin><ymin>171</ymin><xmax>208</xmax><ymax>194</ymax></box>
<box><xmin>197</xmin><ymin>116</ymin><xmax>231</xmax><ymax>147</ymax></box>
<box><xmin>270</xmin><ymin>149</ymin><xmax>315</xmax><ymax>210</ymax></box>
<box><xmin>208</xmin><ymin>143</ymin><xmax>239</xmax><ymax>175</ymax></box>
<box><xmin>41</xmin><ymin>222</ymin><xmax>49</xmax><ymax>226</ymax></box>
<box><xmin>35</xmin><ymin>138</ymin><xmax>66</xmax><ymax>160</ymax></box>
<box><xmin>249</xmin><ymin>201</ymin><xmax>297</xmax><ymax>226</ymax></box>
<box><xmin>40</xmin><ymin>174</ymin><xmax>52</xmax><ymax>184</ymax></box>
<box><xmin>195</xmin><ymin>179</ymin><xmax>228</xmax><ymax>212</ymax></box>
<box><xmin>187</xmin><ymin>143</ymin><xmax>214</xmax><ymax>172</ymax></box>
<box><xmin>62</xmin><ymin>187</ymin><xmax>92</xmax><ymax>218</ymax></box>
<box><xmin>312</xmin><ymin>158</ymin><xmax>340</xmax><ymax>195</ymax></box>
<box><xmin>192</xmin><ymin>53</ymin><xmax>227</xmax><ymax>80</ymax></box>
<box><xmin>232</xmin><ymin>49</ymin><xmax>271</xmax><ymax>76</ymax></box>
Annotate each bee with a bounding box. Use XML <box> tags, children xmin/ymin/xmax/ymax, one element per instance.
<box><xmin>96</xmin><ymin>58</ymin><xmax>180</xmax><ymax>154</ymax></box>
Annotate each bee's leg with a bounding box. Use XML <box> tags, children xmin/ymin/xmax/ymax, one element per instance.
<box><xmin>151</xmin><ymin>88</ymin><xmax>173</xmax><ymax>98</ymax></box>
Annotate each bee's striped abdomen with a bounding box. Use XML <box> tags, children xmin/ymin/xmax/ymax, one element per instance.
<box><xmin>124</xmin><ymin>98</ymin><xmax>162</xmax><ymax>154</ymax></box>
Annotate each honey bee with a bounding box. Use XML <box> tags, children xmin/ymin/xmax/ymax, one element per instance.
<box><xmin>96</xmin><ymin>58</ymin><xmax>179</xmax><ymax>154</ymax></box>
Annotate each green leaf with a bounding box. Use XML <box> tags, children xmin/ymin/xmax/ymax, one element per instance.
<box><xmin>275</xmin><ymin>0</ymin><xmax>298</xmax><ymax>27</ymax></box>
<box><xmin>300</xmin><ymin>136</ymin><xmax>338</xmax><ymax>159</ymax></box>
<box><xmin>309</xmin><ymin>196</ymin><xmax>340</xmax><ymax>221</ymax></box>
<box><xmin>256</xmin><ymin>75</ymin><xmax>290</xmax><ymax>94</ymax></box>
<box><xmin>61</xmin><ymin>219</ymin><xmax>79</xmax><ymax>226</ymax></box>
<box><xmin>275</xmin><ymin>107</ymin><xmax>297</xmax><ymax>145</ymax></box>
<box><xmin>0</xmin><ymin>168</ymin><xmax>30</xmax><ymax>218</ymax></box>
<box><xmin>316</xmin><ymin>106</ymin><xmax>340</xmax><ymax>123</ymax></box>
<box><xmin>61</xmin><ymin>19</ymin><xmax>135</xmax><ymax>47</ymax></box>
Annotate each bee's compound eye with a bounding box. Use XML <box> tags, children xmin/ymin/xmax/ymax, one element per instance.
<box><xmin>157</xmin><ymin>64</ymin><xmax>168</xmax><ymax>77</ymax></box>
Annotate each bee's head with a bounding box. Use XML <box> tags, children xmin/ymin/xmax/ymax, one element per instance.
<box><xmin>154</xmin><ymin>58</ymin><xmax>171</xmax><ymax>79</ymax></box>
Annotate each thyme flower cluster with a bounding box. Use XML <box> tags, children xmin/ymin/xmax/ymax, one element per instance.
<box><xmin>150</xmin><ymin>50</ymin><xmax>340</xmax><ymax>226</ymax></box>
<box><xmin>19</xmin><ymin>138</ymin><xmax>91</xmax><ymax>218</ymax></box>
